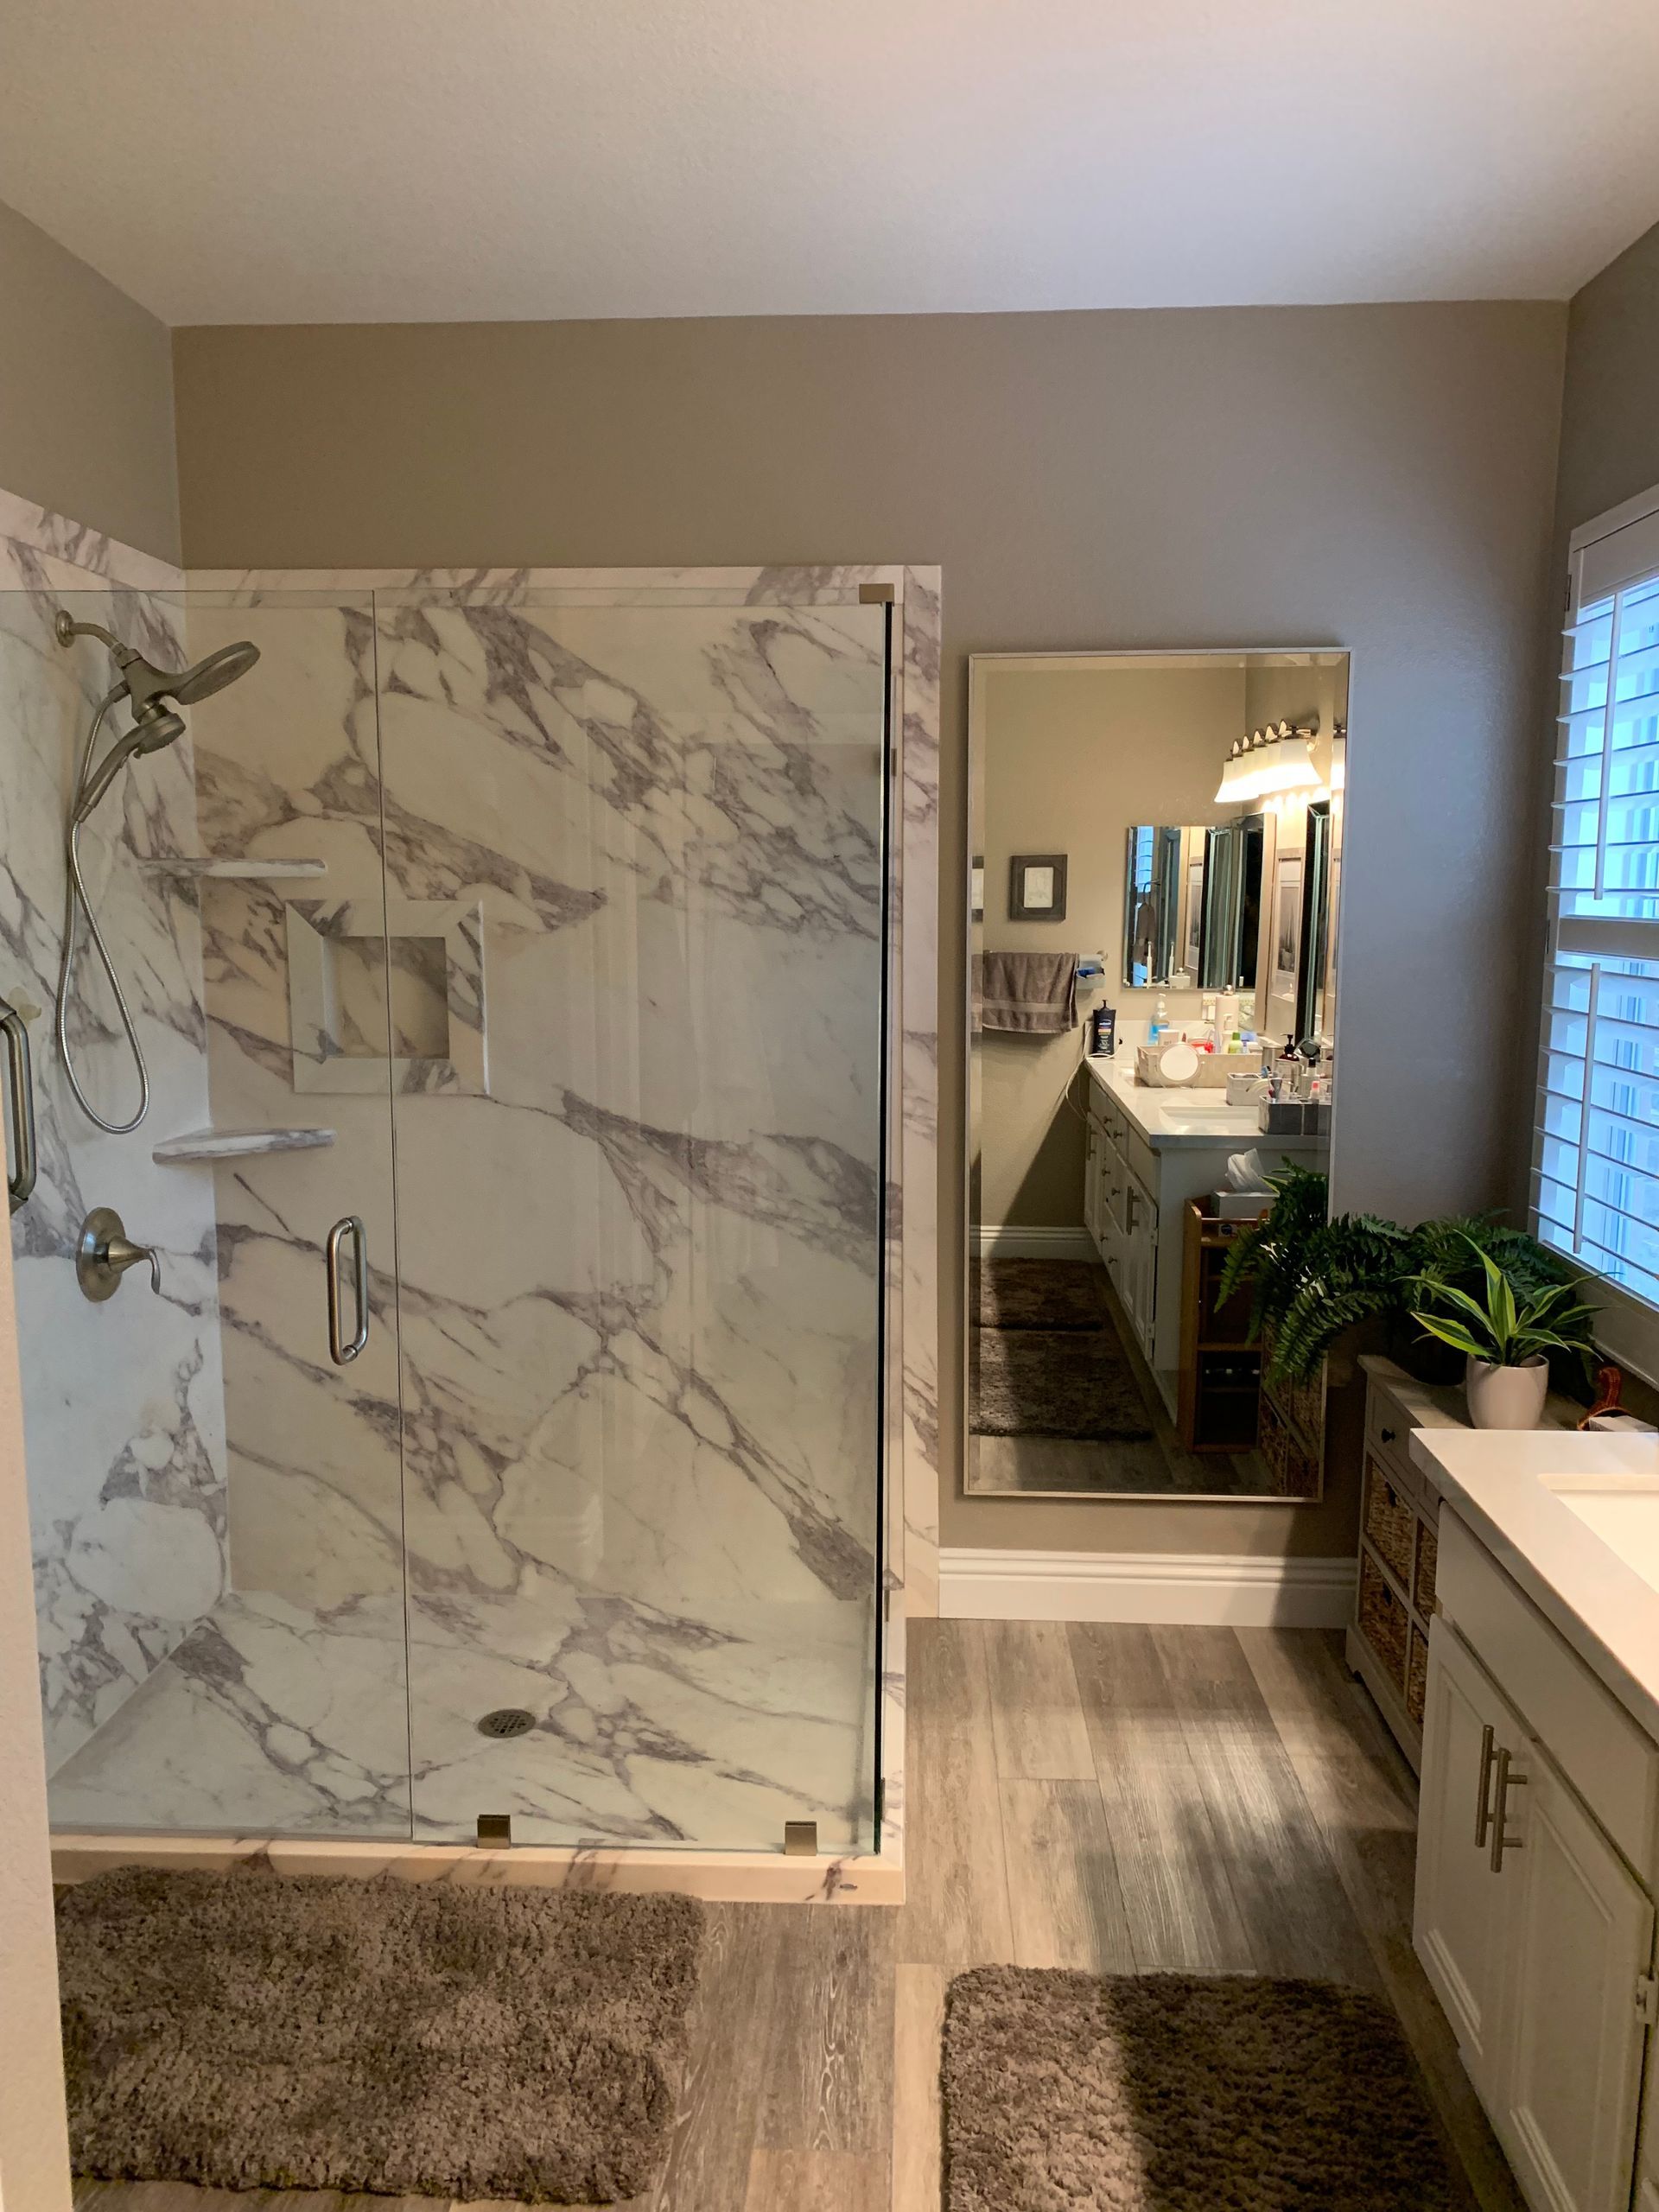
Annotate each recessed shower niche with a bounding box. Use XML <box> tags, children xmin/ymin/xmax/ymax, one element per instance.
<box><xmin>286</xmin><ymin>895</ymin><xmax>487</xmax><ymax>1094</ymax></box>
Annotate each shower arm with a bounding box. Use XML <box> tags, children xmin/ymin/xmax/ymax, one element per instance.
<box><xmin>54</xmin><ymin>611</ymin><xmax>129</xmax><ymax>659</ymax></box>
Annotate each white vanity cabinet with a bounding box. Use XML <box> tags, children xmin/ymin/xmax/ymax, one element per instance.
<box><xmin>1081</xmin><ymin>1057</ymin><xmax>1317</xmax><ymax>1407</ymax></box>
<box><xmin>1084</xmin><ymin>1081</ymin><xmax>1159</xmax><ymax>1364</ymax></box>
<box><xmin>1415</xmin><ymin>1510</ymin><xmax>1659</xmax><ymax>2212</ymax></box>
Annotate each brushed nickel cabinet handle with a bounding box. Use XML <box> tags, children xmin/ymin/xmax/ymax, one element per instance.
<box><xmin>1489</xmin><ymin>1745</ymin><xmax>1526</xmax><ymax>1872</ymax></box>
<box><xmin>1474</xmin><ymin>1723</ymin><xmax>1497</xmax><ymax>1847</ymax></box>
<box><xmin>326</xmin><ymin>1215</ymin><xmax>369</xmax><ymax>1364</ymax></box>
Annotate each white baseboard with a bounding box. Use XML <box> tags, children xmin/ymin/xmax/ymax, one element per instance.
<box><xmin>975</xmin><ymin>1223</ymin><xmax>1096</xmax><ymax>1261</ymax></box>
<box><xmin>939</xmin><ymin>1547</ymin><xmax>1357</xmax><ymax>1628</ymax></box>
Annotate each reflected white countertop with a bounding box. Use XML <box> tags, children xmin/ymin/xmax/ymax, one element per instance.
<box><xmin>1411</xmin><ymin>1426</ymin><xmax>1659</xmax><ymax>1745</ymax></box>
<box><xmin>1082</xmin><ymin>1050</ymin><xmax>1325</xmax><ymax>1154</ymax></box>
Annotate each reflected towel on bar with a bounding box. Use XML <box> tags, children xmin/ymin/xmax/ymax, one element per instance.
<box><xmin>974</xmin><ymin>950</ymin><xmax>1078</xmax><ymax>1036</ymax></box>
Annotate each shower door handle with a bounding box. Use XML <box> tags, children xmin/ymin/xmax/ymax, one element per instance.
<box><xmin>326</xmin><ymin>1215</ymin><xmax>369</xmax><ymax>1364</ymax></box>
<box><xmin>0</xmin><ymin>995</ymin><xmax>38</xmax><ymax>1215</ymax></box>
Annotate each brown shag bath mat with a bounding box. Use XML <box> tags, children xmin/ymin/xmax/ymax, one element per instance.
<box><xmin>57</xmin><ymin>1865</ymin><xmax>705</xmax><ymax>2204</ymax></box>
<box><xmin>971</xmin><ymin>1324</ymin><xmax>1154</xmax><ymax>1440</ymax></box>
<box><xmin>976</xmin><ymin>1257</ymin><xmax>1109</xmax><ymax>1331</ymax></box>
<box><xmin>943</xmin><ymin>1967</ymin><xmax>1457</xmax><ymax>2211</ymax></box>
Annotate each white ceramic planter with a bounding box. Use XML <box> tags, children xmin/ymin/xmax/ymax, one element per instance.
<box><xmin>1465</xmin><ymin>1355</ymin><xmax>1549</xmax><ymax>1431</ymax></box>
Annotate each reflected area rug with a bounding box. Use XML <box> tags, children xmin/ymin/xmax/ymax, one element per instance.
<box><xmin>971</xmin><ymin>1259</ymin><xmax>1154</xmax><ymax>1441</ymax></box>
<box><xmin>943</xmin><ymin>1967</ymin><xmax>1457</xmax><ymax>2211</ymax></box>
<box><xmin>58</xmin><ymin>1865</ymin><xmax>705</xmax><ymax>2204</ymax></box>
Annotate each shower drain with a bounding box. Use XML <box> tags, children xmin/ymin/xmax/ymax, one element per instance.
<box><xmin>476</xmin><ymin>1707</ymin><xmax>537</xmax><ymax>1740</ymax></box>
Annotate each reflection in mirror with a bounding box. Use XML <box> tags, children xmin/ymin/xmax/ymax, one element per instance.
<box><xmin>967</xmin><ymin>649</ymin><xmax>1348</xmax><ymax>1502</ymax></box>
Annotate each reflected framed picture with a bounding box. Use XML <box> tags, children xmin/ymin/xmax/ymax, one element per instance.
<box><xmin>1273</xmin><ymin>852</ymin><xmax>1303</xmax><ymax>1001</ymax></box>
<box><xmin>971</xmin><ymin>854</ymin><xmax>985</xmax><ymax>924</ymax></box>
<box><xmin>1009</xmin><ymin>852</ymin><xmax>1068</xmax><ymax>921</ymax></box>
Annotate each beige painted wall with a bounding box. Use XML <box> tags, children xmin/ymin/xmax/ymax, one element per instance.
<box><xmin>172</xmin><ymin>302</ymin><xmax>1567</xmax><ymax>1558</ymax></box>
<box><xmin>977</xmin><ymin>659</ymin><xmax>1245</xmax><ymax>1226</ymax></box>
<box><xmin>0</xmin><ymin>196</ymin><xmax>180</xmax><ymax>563</ymax></box>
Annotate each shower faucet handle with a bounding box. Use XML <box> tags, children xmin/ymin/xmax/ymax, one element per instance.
<box><xmin>76</xmin><ymin>1207</ymin><xmax>162</xmax><ymax>1301</ymax></box>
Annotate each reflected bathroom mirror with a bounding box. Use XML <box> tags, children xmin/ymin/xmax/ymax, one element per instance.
<box><xmin>967</xmin><ymin>649</ymin><xmax>1349</xmax><ymax>1500</ymax></box>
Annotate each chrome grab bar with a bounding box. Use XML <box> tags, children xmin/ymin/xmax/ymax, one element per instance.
<box><xmin>326</xmin><ymin>1215</ymin><xmax>369</xmax><ymax>1364</ymax></box>
<box><xmin>0</xmin><ymin>995</ymin><xmax>38</xmax><ymax>1215</ymax></box>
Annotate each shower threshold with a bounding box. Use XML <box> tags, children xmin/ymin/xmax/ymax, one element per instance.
<box><xmin>48</xmin><ymin>1588</ymin><xmax>904</xmax><ymax>1904</ymax></box>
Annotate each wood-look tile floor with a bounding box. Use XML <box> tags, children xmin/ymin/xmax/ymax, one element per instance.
<box><xmin>72</xmin><ymin>1622</ymin><xmax>1522</xmax><ymax>2212</ymax></box>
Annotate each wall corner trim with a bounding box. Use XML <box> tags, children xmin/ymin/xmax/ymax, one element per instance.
<box><xmin>938</xmin><ymin>1546</ymin><xmax>1357</xmax><ymax>1628</ymax></box>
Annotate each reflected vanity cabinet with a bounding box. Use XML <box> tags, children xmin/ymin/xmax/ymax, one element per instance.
<box><xmin>1414</xmin><ymin>1508</ymin><xmax>1659</xmax><ymax>2212</ymax></box>
<box><xmin>1084</xmin><ymin>1081</ymin><xmax>1159</xmax><ymax>1362</ymax></box>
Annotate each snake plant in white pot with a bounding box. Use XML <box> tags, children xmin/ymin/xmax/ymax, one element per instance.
<box><xmin>1410</xmin><ymin>1235</ymin><xmax>1598</xmax><ymax>1430</ymax></box>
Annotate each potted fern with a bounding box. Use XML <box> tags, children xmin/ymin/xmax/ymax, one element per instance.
<box><xmin>1410</xmin><ymin>1235</ymin><xmax>1597</xmax><ymax>1429</ymax></box>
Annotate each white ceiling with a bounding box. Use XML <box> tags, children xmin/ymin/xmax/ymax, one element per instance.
<box><xmin>3</xmin><ymin>0</ymin><xmax>1657</xmax><ymax>326</ymax></box>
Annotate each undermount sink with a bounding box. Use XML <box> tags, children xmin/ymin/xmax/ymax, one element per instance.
<box><xmin>1541</xmin><ymin>1467</ymin><xmax>1659</xmax><ymax>1599</ymax></box>
<box><xmin>1149</xmin><ymin>1090</ymin><xmax>1236</xmax><ymax>1109</ymax></box>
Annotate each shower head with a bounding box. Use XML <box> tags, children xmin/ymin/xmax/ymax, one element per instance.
<box><xmin>168</xmin><ymin>638</ymin><xmax>261</xmax><ymax>706</ymax></box>
<box><xmin>54</xmin><ymin>611</ymin><xmax>260</xmax><ymax>821</ymax></box>
<box><xmin>54</xmin><ymin>611</ymin><xmax>261</xmax><ymax>714</ymax></box>
<box><xmin>70</xmin><ymin>705</ymin><xmax>188</xmax><ymax>823</ymax></box>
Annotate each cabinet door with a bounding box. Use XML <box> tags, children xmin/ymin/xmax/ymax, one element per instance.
<box><xmin>1414</xmin><ymin>1620</ymin><xmax>1522</xmax><ymax>2097</ymax></box>
<box><xmin>1492</xmin><ymin>1752</ymin><xmax>1653</xmax><ymax>2212</ymax></box>
<box><xmin>1084</xmin><ymin>1123</ymin><xmax>1100</xmax><ymax>1246</ymax></box>
<box><xmin>1123</xmin><ymin>1173</ymin><xmax>1159</xmax><ymax>1357</ymax></box>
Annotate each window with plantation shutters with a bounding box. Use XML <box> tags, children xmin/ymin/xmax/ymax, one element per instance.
<box><xmin>1534</xmin><ymin>487</ymin><xmax>1659</xmax><ymax>1359</ymax></box>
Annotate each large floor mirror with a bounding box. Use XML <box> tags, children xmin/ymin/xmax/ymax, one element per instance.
<box><xmin>966</xmin><ymin>650</ymin><xmax>1348</xmax><ymax>1499</ymax></box>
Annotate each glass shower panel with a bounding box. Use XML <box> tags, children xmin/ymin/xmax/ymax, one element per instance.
<box><xmin>374</xmin><ymin>590</ymin><xmax>890</xmax><ymax>1849</ymax></box>
<box><xmin>16</xmin><ymin>589</ymin><xmax>411</xmax><ymax>1837</ymax></box>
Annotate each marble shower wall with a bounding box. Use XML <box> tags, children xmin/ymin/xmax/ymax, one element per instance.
<box><xmin>0</xmin><ymin>491</ymin><xmax>230</xmax><ymax>1778</ymax></box>
<box><xmin>188</xmin><ymin>578</ymin><xmax>906</xmax><ymax>1851</ymax></box>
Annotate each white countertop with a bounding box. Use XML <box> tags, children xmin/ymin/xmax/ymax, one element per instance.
<box><xmin>1083</xmin><ymin>1050</ymin><xmax>1325</xmax><ymax>1153</ymax></box>
<box><xmin>1411</xmin><ymin>1425</ymin><xmax>1659</xmax><ymax>1746</ymax></box>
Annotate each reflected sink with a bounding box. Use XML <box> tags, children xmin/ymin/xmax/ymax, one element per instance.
<box><xmin>1542</xmin><ymin>1469</ymin><xmax>1659</xmax><ymax>1599</ymax></box>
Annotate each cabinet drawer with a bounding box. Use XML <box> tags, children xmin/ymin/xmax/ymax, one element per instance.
<box><xmin>1437</xmin><ymin>1510</ymin><xmax>1659</xmax><ymax>1870</ymax></box>
<box><xmin>1414</xmin><ymin>1513</ymin><xmax>1439</xmax><ymax>1620</ymax></box>
<box><xmin>1365</xmin><ymin>1385</ymin><xmax>1421</xmax><ymax>1501</ymax></box>
<box><xmin>1357</xmin><ymin>1549</ymin><xmax>1409</xmax><ymax>1689</ymax></box>
<box><xmin>1363</xmin><ymin>1458</ymin><xmax>1416</xmax><ymax>1588</ymax></box>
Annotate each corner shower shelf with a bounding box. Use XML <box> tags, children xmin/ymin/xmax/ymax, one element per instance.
<box><xmin>137</xmin><ymin>856</ymin><xmax>327</xmax><ymax>880</ymax></box>
<box><xmin>152</xmin><ymin>1127</ymin><xmax>337</xmax><ymax>1166</ymax></box>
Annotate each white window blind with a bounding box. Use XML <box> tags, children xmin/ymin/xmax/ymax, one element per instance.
<box><xmin>1533</xmin><ymin>493</ymin><xmax>1659</xmax><ymax>1323</ymax></box>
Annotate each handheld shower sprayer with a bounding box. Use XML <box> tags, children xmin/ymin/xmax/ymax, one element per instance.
<box><xmin>54</xmin><ymin>610</ymin><xmax>260</xmax><ymax>1134</ymax></box>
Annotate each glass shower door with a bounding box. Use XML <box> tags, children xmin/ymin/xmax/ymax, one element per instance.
<box><xmin>374</xmin><ymin>588</ymin><xmax>891</xmax><ymax>1850</ymax></box>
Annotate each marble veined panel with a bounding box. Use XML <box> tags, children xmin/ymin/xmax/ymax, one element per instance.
<box><xmin>374</xmin><ymin>596</ymin><xmax>888</xmax><ymax>1850</ymax></box>
<box><xmin>0</xmin><ymin>523</ymin><xmax>229</xmax><ymax>1781</ymax></box>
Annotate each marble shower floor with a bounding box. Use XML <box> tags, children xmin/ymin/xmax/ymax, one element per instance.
<box><xmin>48</xmin><ymin>1586</ymin><xmax>876</xmax><ymax>1850</ymax></box>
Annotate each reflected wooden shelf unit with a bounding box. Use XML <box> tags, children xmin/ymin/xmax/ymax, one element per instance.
<box><xmin>1177</xmin><ymin>1200</ymin><xmax>1265</xmax><ymax>1453</ymax></box>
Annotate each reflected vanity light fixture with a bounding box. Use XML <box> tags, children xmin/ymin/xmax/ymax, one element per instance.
<box><xmin>1215</xmin><ymin>719</ymin><xmax>1322</xmax><ymax>804</ymax></box>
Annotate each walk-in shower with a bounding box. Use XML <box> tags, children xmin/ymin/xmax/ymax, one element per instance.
<box><xmin>4</xmin><ymin>564</ymin><xmax>918</xmax><ymax>1871</ymax></box>
<box><xmin>54</xmin><ymin>611</ymin><xmax>260</xmax><ymax>1134</ymax></box>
